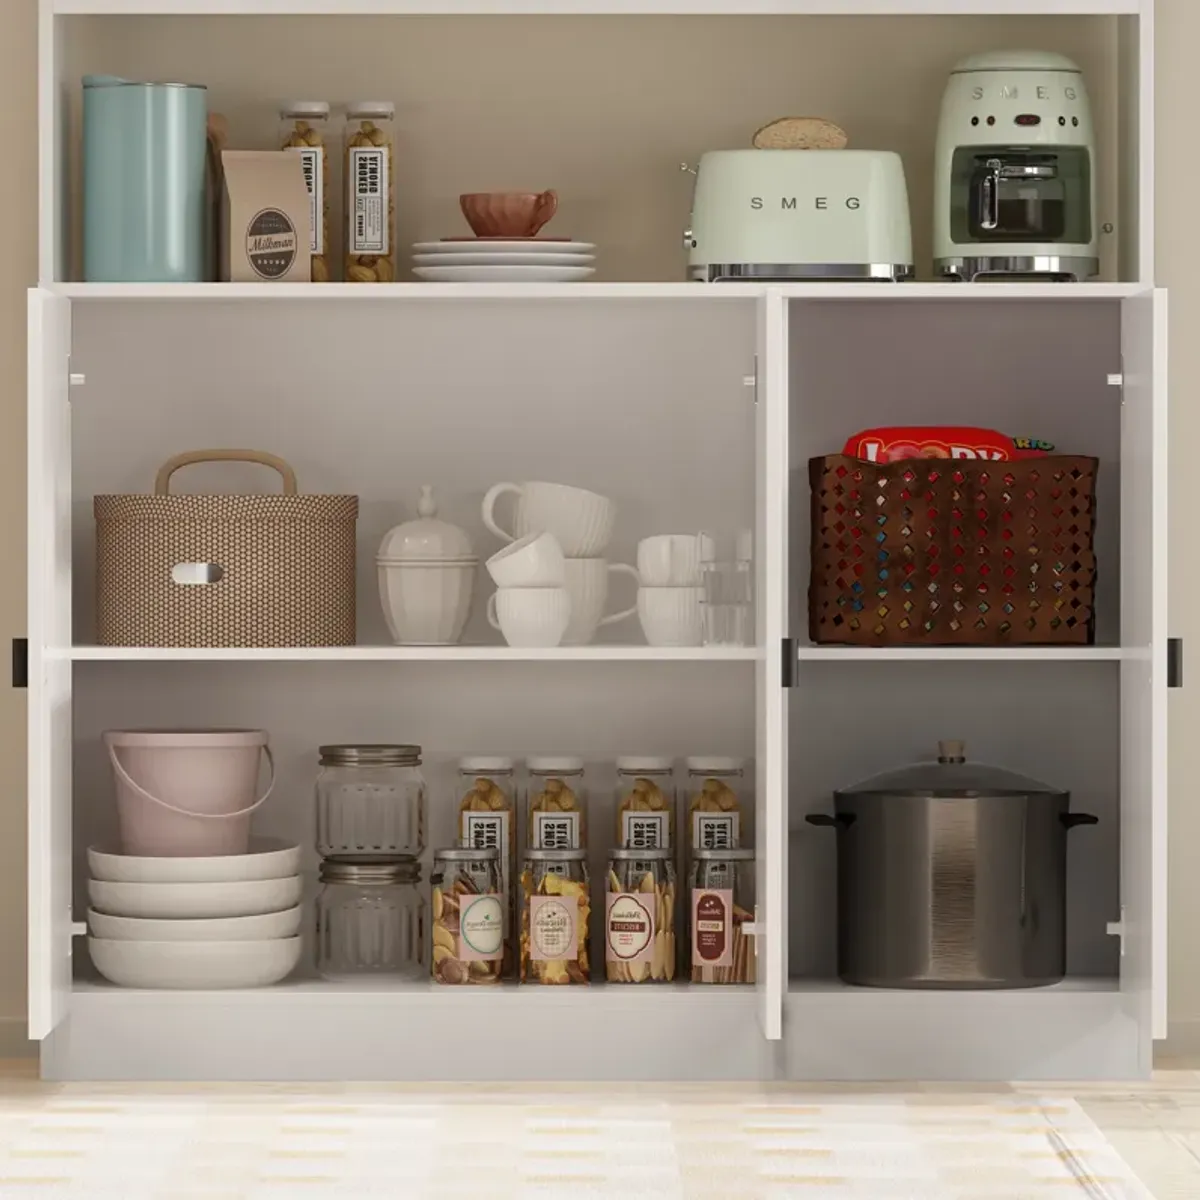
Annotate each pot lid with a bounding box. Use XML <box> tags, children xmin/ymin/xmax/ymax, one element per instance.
<box><xmin>837</xmin><ymin>741</ymin><xmax>1065</xmax><ymax>798</ymax></box>
<box><xmin>377</xmin><ymin>486</ymin><xmax>474</xmax><ymax>562</ymax></box>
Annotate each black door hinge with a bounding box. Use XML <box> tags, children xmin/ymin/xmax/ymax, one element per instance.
<box><xmin>1169</xmin><ymin>637</ymin><xmax>1184</xmax><ymax>689</ymax></box>
<box><xmin>11</xmin><ymin>638</ymin><xmax>27</xmax><ymax>689</ymax></box>
<box><xmin>781</xmin><ymin>637</ymin><xmax>797</xmax><ymax>688</ymax></box>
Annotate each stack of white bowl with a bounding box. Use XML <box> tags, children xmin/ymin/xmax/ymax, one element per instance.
<box><xmin>86</xmin><ymin>839</ymin><xmax>304</xmax><ymax>989</ymax></box>
<box><xmin>481</xmin><ymin>481</ymin><xmax>637</xmax><ymax>647</ymax></box>
<box><xmin>636</xmin><ymin>533</ymin><xmax>714</xmax><ymax>647</ymax></box>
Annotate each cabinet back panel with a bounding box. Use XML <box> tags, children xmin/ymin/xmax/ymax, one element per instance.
<box><xmin>60</xmin><ymin>14</ymin><xmax>1120</xmax><ymax>281</ymax></box>
<box><xmin>788</xmin><ymin>659</ymin><xmax>1119</xmax><ymax>982</ymax></box>
<box><xmin>69</xmin><ymin>299</ymin><xmax>756</xmax><ymax>646</ymax></box>
<box><xmin>787</xmin><ymin>299</ymin><xmax>1123</xmax><ymax>646</ymax></box>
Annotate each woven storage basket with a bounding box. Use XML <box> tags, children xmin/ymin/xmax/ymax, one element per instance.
<box><xmin>95</xmin><ymin>450</ymin><xmax>359</xmax><ymax>647</ymax></box>
<box><xmin>808</xmin><ymin>454</ymin><xmax>1098</xmax><ymax>647</ymax></box>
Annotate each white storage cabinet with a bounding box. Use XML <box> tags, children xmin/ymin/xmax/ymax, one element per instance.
<box><xmin>24</xmin><ymin>0</ymin><xmax>1170</xmax><ymax>1081</ymax></box>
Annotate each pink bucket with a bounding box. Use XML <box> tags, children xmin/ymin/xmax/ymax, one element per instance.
<box><xmin>104</xmin><ymin>730</ymin><xmax>275</xmax><ymax>857</ymax></box>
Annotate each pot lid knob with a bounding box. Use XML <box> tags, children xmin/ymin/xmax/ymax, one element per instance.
<box><xmin>937</xmin><ymin>740</ymin><xmax>966</xmax><ymax>763</ymax></box>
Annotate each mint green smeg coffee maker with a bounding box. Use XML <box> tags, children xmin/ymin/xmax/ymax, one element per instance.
<box><xmin>83</xmin><ymin>75</ymin><xmax>208</xmax><ymax>282</ymax></box>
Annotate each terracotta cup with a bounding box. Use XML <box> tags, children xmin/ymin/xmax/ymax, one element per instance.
<box><xmin>460</xmin><ymin>189</ymin><xmax>558</xmax><ymax>238</ymax></box>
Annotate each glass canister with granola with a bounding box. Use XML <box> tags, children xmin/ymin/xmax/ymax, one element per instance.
<box><xmin>520</xmin><ymin>848</ymin><xmax>590</xmax><ymax>985</ymax></box>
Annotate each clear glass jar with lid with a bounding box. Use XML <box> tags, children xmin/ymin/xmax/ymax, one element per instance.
<box><xmin>614</xmin><ymin>757</ymin><xmax>675</xmax><ymax>850</ymax></box>
<box><xmin>685</xmin><ymin>757</ymin><xmax>748</xmax><ymax>854</ymax></box>
<box><xmin>526</xmin><ymin>757</ymin><xmax>588</xmax><ymax>849</ymax></box>
<box><xmin>315</xmin><ymin>858</ymin><xmax>425</xmax><ymax>982</ymax></box>
<box><xmin>315</xmin><ymin>744</ymin><xmax>426</xmax><ymax>860</ymax></box>
<box><xmin>344</xmin><ymin>101</ymin><xmax>395</xmax><ymax>283</ymax></box>
<box><xmin>457</xmin><ymin>757</ymin><xmax>517</xmax><ymax>973</ymax></box>
<box><xmin>690</xmin><ymin>848</ymin><xmax>756</xmax><ymax>984</ymax></box>
<box><xmin>604</xmin><ymin>847</ymin><xmax>675</xmax><ymax>984</ymax></box>
<box><xmin>431</xmin><ymin>846</ymin><xmax>503</xmax><ymax>985</ymax></box>
<box><xmin>520</xmin><ymin>848</ymin><xmax>590</xmax><ymax>985</ymax></box>
<box><xmin>279</xmin><ymin>101</ymin><xmax>331</xmax><ymax>282</ymax></box>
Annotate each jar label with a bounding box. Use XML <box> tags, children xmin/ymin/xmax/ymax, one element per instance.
<box><xmin>462</xmin><ymin>811</ymin><xmax>511</xmax><ymax>937</ymax></box>
<box><xmin>458</xmin><ymin>894</ymin><xmax>503</xmax><ymax>962</ymax></box>
<box><xmin>530</xmin><ymin>894</ymin><xmax>578</xmax><ymax>962</ymax></box>
<box><xmin>605</xmin><ymin>892</ymin><xmax>655</xmax><ymax>964</ymax></box>
<box><xmin>621</xmin><ymin>810</ymin><xmax>669</xmax><ymax>850</ymax></box>
<box><xmin>286</xmin><ymin>145</ymin><xmax>323</xmax><ymax>254</ymax></box>
<box><xmin>350</xmin><ymin>146</ymin><xmax>388</xmax><ymax>254</ymax></box>
<box><xmin>692</xmin><ymin>888</ymin><xmax>733</xmax><ymax>967</ymax></box>
<box><xmin>533</xmin><ymin>811</ymin><xmax>580</xmax><ymax>850</ymax></box>
<box><xmin>693</xmin><ymin>812</ymin><xmax>739</xmax><ymax>852</ymax></box>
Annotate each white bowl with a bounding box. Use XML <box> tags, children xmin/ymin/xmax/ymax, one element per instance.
<box><xmin>89</xmin><ymin>936</ymin><xmax>303</xmax><ymax>989</ymax></box>
<box><xmin>378</xmin><ymin>560</ymin><xmax>476</xmax><ymax>645</ymax></box>
<box><xmin>87</xmin><ymin>837</ymin><xmax>302</xmax><ymax>884</ymax></box>
<box><xmin>86</xmin><ymin>905</ymin><xmax>303</xmax><ymax>942</ymax></box>
<box><xmin>88</xmin><ymin>875</ymin><xmax>303</xmax><ymax>920</ymax></box>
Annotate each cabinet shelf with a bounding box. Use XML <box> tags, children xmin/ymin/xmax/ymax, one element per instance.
<box><xmin>48</xmin><ymin>1</ymin><xmax>1145</xmax><ymax>15</ymax></box>
<box><xmin>54</xmin><ymin>282</ymin><xmax>1148</xmax><ymax>303</ymax></box>
<box><xmin>68</xmin><ymin>645</ymin><xmax>760</xmax><ymax>663</ymax></box>
<box><xmin>797</xmin><ymin>646</ymin><xmax>1123</xmax><ymax>663</ymax></box>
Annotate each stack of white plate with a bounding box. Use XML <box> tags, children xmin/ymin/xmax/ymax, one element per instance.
<box><xmin>412</xmin><ymin>239</ymin><xmax>596</xmax><ymax>283</ymax></box>
<box><xmin>85</xmin><ymin>838</ymin><xmax>304</xmax><ymax>989</ymax></box>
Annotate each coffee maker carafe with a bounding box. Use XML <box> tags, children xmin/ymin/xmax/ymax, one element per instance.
<box><xmin>934</xmin><ymin>51</ymin><xmax>1097</xmax><ymax>282</ymax></box>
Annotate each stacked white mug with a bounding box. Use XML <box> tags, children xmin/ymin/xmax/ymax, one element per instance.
<box><xmin>482</xmin><ymin>481</ymin><xmax>638</xmax><ymax>646</ymax></box>
<box><xmin>485</xmin><ymin>532</ymin><xmax>570</xmax><ymax>648</ymax></box>
<box><xmin>636</xmin><ymin>533</ymin><xmax>714</xmax><ymax>647</ymax></box>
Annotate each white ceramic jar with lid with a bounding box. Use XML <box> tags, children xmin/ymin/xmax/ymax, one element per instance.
<box><xmin>377</xmin><ymin>485</ymin><xmax>478</xmax><ymax>645</ymax></box>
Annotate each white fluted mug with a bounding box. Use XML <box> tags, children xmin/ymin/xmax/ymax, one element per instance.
<box><xmin>637</xmin><ymin>586</ymin><xmax>704</xmax><ymax>647</ymax></box>
<box><xmin>487</xmin><ymin>587</ymin><xmax>571</xmax><ymax>648</ymax></box>
<box><xmin>562</xmin><ymin>559</ymin><xmax>639</xmax><ymax>646</ymax></box>
<box><xmin>482</xmin><ymin>481</ymin><xmax>615</xmax><ymax>558</ymax></box>
<box><xmin>637</xmin><ymin>533</ymin><xmax>715</xmax><ymax>587</ymax></box>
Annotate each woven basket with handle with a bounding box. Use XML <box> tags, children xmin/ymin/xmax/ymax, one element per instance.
<box><xmin>808</xmin><ymin>453</ymin><xmax>1098</xmax><ymax>646</ymax></box>
<box><xmin>95</xmin><ymin>450</ymin><xmax>359</xmax><ymax>647</ymax></box>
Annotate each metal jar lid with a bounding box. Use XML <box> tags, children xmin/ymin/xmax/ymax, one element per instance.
<box><xmin>525</xmin><ymin>848</ymin><xmax>588</xmax><ymax>862</ymax></box>
<box><xmin>319</xmin><ymin>744</ymin><xmax>422</xmax><ymax>766</ymax></box>
<box><xmin>319</xmin><ymin>859</ymin><xmax>421</xmax><ymax>885</ymax></box>
<box><xmin>608</xmin><ymin>848</ymin><xmax>671</xmax><ymax>861</ymax></box>
<box><xmin>434</xmin><ymin>846</ymin><xmax>499</xmax><ymax>862</ymax></box>
<box><xmin>693</xmin><ymin>848</ymin><xmax>755</xmax><ymax>861</ymax></box>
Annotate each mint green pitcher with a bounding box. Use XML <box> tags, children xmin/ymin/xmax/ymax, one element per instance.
<box><xmin>83</xmin><ymin>75</ymin><xmax>208</xmax><ymax>283</ymax></box>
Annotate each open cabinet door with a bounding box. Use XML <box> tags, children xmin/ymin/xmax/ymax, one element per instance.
<box><xmin>1119</xmin><ymin>287</ymin><xmax>1168</xmax><ymax>1061</ymax></box>
<box><xmin>755</xmin><ymin>293</ymin><xmax>788</xmax><ymax>1041</ymax></box>
<box><xmin>27</xmin><ymin>289</ymin><xmax>74</xmax><ymax>1040</ymax></box>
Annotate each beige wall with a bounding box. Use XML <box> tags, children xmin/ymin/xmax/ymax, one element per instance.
<box><xmin>0</xmin><ymin>2</ymin><xmax>1195</xmax><ymax>1052</ymax></box>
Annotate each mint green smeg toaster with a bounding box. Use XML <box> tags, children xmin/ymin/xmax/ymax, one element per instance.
<box><xmin>685</xmin><ymin>149</ymin><xmax>914</xmax><ymax>283</ymax></box>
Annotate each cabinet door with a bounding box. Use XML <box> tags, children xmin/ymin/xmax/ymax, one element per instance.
<box><xmin>1119</xmin><ymin>287</ymin><xmax>1167</xmax><ymax>1055</ymax></box>
<box><xmin>27</xmin><ymin>289</ymin><xmax>74</xmax><ymax>1039</ymax></box>
<box><xmin>755</xmin><ymin>293</ymin><xmax>788</xmax><ymax>1040</ymax></box>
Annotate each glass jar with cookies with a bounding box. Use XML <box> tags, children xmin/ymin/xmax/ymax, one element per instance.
<box><xmin>605</xmin><ymin>848</ymin><xmax>676</xmax><ymax>984</ymax></box>
<box><xmin>457</xmin><ymin>757</ymin><xmax>517</xmax><ymax>974</ymax></box>
<box><xmin>614</xmin><ymin>757</ymin><xmax>675</xmax><ymax>851</ymax></box>
<box><xmin>525</xmin><ymin>757</ymin><xmax>588</xmax><ymax>850</ymax></box>
<box><xmin>685</xmin><ymin>757</ymin><xmax>748</xmax><ymax>854</ymax></box>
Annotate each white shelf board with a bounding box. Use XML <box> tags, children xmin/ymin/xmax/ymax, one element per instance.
<box><xmin>48</xmin><ymin>1</ymin><xmax>1144</xmax><ymax>17</ymax></box>
<box><xmin>68</xmin><ymin>644</ymin><xmax>759</xmax><ymax>663</ymax></box>
<box><xmin>51</xmin><ymin>281</ymin><xmax>1147</xmax><ymax>303</ymax></box>
<box><xmin>798</xmin><ymin>646</ymin><xmax>1123</xmax><ymax>663</ymax></box>
<box><xmin>72</xmin><ymin>977</ymin><xmax>755</xmax><ymax>1002</ymax></box>
<box><xmin>789</xmin><ymin>977</ymin><xmax>1118</xmax><ymax>996</ymax></box>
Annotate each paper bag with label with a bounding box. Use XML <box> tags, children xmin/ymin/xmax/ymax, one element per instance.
<box><xmin>220</xmin><ymin>150</ymin><xmax>311</xmax><ymax>283</ymax></box>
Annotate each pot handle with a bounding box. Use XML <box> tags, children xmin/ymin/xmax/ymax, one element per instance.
<box><xmin>806</xmin><ymin>813</ymin><xmax>855</xmax><ymax>829</ymax></box>
<box><xmin>1060</xmin><ymin>812</ymin><xmax>1099</xmax><ymax>830</ymax></box>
